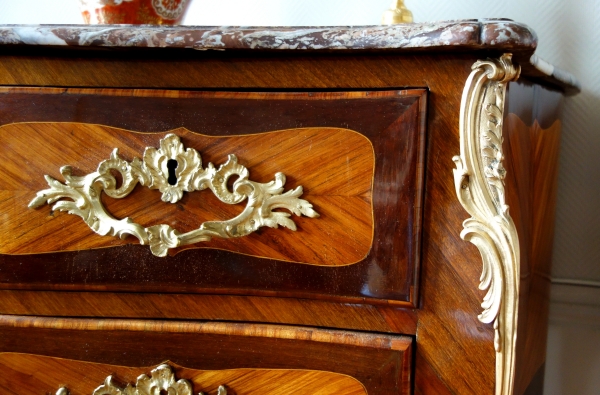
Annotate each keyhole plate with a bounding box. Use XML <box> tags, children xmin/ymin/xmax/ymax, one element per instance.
<box><xmin>167</xmin><ymin>159</ymin><xmax>178</xmax><ymax>186</ymax></box>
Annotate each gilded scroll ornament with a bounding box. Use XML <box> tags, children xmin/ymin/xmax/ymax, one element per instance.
<box><xmin>55</xmin><ymin>364</ymin><xmax>227</xmax><ymax>395</ymax></box>
<box><xmin>452</xmin><ymin>54</ymin><xmax>521</xmax><ymax>395</ymax></box>
<box><xmin>29</xmin><ymin>133</ymin><xmax>319</xmax><ymax>257</ymax></box>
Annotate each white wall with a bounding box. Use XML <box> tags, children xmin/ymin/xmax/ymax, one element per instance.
<box><xmin>1</xmin><ymin>1</ymin><xmax>598</xmax><ymax>394</ymax></box>
<box><xmin>546</xmin><ymin>284</ymin><xmax>600</xmax><ymax>394</ymax></box>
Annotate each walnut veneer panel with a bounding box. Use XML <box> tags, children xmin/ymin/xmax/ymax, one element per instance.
<box><xmin>0</xmin><ymin>354</ymin><xmax>367</xmax><ymax>395</ymax></box>
<box><xmin>0</xmin><ymin>123</ymin><xmax>374</xmax><ymax>265</ymax></box>
<box><xmin>0</xmin><ymin>316</ymin><xmax>412</xmax><ymax>395</ymax></box>
<box><xmin>0</xmin><ymin>88</ymin><xmax>426</xmax><ymax>305</ymax></box>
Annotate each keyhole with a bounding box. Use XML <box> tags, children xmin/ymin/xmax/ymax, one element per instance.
<box><xmin>167</xmin><ymin>159</ymin><xmax>178</xmax><ymax>186</ymax></box>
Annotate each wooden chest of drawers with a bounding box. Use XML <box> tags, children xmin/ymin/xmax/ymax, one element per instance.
<box><xmin>0</xmin><ymin>21</ymin><xmax>578</xmax><ymax>395</ymax></box>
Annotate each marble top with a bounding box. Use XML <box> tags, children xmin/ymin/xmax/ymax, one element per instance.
<box><xmin>0</xmin><ymin>20</ymin><xmax>536</xmax><ymax>51</ymax></box>
<box><xmin>0</xmin><ymin>20</ymin><xmax>579</xmax><ymax>92</ymax></box>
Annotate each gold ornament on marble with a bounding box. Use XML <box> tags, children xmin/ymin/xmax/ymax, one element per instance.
<box><xmin>452</xmin><ymin>53</ymin><xmax>521</xmax><ymax>395</ymax></box>
<box><xmin>29</xmin><ymin>133</ymin><xmax>319</xmax><ymax>257</ymax></box>
<box><xmin>55</xmin><ymin>364</ymin><xmax>227</xmax><ymax>395</ymax></box>
<box><xmin>381</xmin><ymin>0</ymin><xmax>413</xmax><ymax>24</ymax></box>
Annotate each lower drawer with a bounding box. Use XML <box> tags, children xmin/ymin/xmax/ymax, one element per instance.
<box><xmin>1</xmin><ymin>354</ymin><xmax>367</xmax><ymax>395</ymax></box>
<box><xmin>0</xmin><ymin>316</ymin><xmax>413</xmax><ymax>395</ymax></box>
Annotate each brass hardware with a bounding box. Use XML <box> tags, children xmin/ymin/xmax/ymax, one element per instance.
<box><xmin>30</xmin><ymin>133</ymin><xmax>319</xmax><ymax>257</ymax></box>
<box><xmin>453</xmin><ymin>54</ymin><xmax>521</xmax><ymax>395</ymax></box>
<box><xmin>56</xmin><ymin>364</ymin><xmax>227</xmax><ymax>394</ymax></box>
<box><xmin>381</xmin><ymin>0</ymin><xmax>413</xmax><ymax>24</ymax></box>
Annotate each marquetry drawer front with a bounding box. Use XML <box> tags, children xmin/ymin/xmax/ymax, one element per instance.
<box><xmin>1</xmin><ymin>355</ymin><xmax>367</xmax><ymax>395</ymax></box>
<box><xmin>0</xmin><ymin>87</ymin><xmax>426</xmax><ymax>305</ymax></box>
<box><xmin>0</xmin><ymin>317</ymin><xmax>413</xmax><ymax>395</ymax></box>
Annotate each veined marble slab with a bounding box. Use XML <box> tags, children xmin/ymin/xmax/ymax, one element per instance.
<box><xmin>0</xmin><ymin>20</ymin><xmax>535</xmax><ymax>51</ymax></box>
<box><xmin>0</xmin><ymin>20</ymin><xmax>578</xmax><ymax>92</ymax></box>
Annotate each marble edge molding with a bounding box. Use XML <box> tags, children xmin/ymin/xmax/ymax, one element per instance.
<box><xmin>0</xmin><ymin>20</ymin><xmax>580</xmax><ymax>92</ymax></box>
<box><xmin>0</xmin><ymin>19</ymin><xmax>535</xmax><ymax>52</ymax></box>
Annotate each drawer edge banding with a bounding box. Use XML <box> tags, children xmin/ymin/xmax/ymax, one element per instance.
<box><xmin>0</xmin><ymin>319</ymin><xmax>406</xmax><ymax>394</ymax></box>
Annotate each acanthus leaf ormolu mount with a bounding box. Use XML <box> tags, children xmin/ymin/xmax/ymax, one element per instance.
<box><xmin>55</xmin><ymin>363</ymin><xmax>227</xmax><ymax>395</ymax></box>
<box><xmin>29</xmin><ymin>133</ymin><xmax>319</xmax><ymax>257</ymax></box>
<box><xmin>453</xmin><ymin>54</ymin><xmax>521</xmax><ymax>395</ymax></box>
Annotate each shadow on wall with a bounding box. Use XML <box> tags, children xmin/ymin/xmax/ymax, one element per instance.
<box><xmin>544</xmin><ymin>320</ymin><xmax>600</xmax><ymax>394</ymax></box>
<box><xmin>552</xmin><ymin>89</ymin><xmax>600</xmax><ymax>282</ymax></box>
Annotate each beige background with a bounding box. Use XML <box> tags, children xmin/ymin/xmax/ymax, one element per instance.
<box><xmin>1</xmin><ymin>1</ymin><xmax>599</xmax><ymax>394</ymax></box>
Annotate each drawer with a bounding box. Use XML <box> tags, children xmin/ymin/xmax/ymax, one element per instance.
<box><xmin>0</xmin><ymin>316</ymin><xmax>413</xmax><ymax>395</ymax></box>
<box><xmin>0</xmin><ymin>87</ymin><xmax>426</xmax><ymax>305</ymax></box>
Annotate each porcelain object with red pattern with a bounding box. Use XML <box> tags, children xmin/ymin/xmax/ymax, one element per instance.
<box><xmin>80</xmin><ymin>0</ymin><xmax>191</xmax><ymax>25</ymax></box>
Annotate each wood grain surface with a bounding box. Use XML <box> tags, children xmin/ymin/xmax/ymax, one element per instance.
<box><xmin>0</xmin><ymin>290</ymin><xmax>419</xmax><ymax>334</ymax></box>
<box><xmin>0</xmin><ymin>316</ymin><xmax>412</xmax><ymax>395</ymax></box>
<box><xmin>414</xmin><ymin>350</ymin><xmax>454</xmax><ymax>395</ymax></box>
<box><xmin>0</xmin><ymin>51</ymin><xmax>487</xmax><ymax>394</ymax></box>
<box><xmin>0</xmin><ymin>122</ymin><xmax>374</xmax><ymax>266</ymax></box>
<box><xmin>504</xmin><ymin>81</ymin><xmax>564</xmax><ymax>395</ymax></box>
<box><xmin>0</xmin><ymin>45</ymin><xmax>567</xmax><ymax>395</ymax></box>
<box><xmin>0</xmin><ymin>88</ymin><xmax>425</xmax><ymax>305</ymax></box>
<box><xmin>0</xmin><ymin>353</ymin><xmax>368</xmax><ymax>395</ymax></box>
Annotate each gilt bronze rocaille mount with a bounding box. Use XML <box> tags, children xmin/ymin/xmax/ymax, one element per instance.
<box><xmin>30</xmin><ymin>133</ymin><xmax>319</xmax><ymax>257</ymax></box>
<box><xmin>56</xmin><ymin>364</ymin><xmax>227</xmax><ymax>395</ymax></box>
<box><xmin>453</xmin><ymin>54</ymin><xmax>521</xmax><ymax>395</ymax></box>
